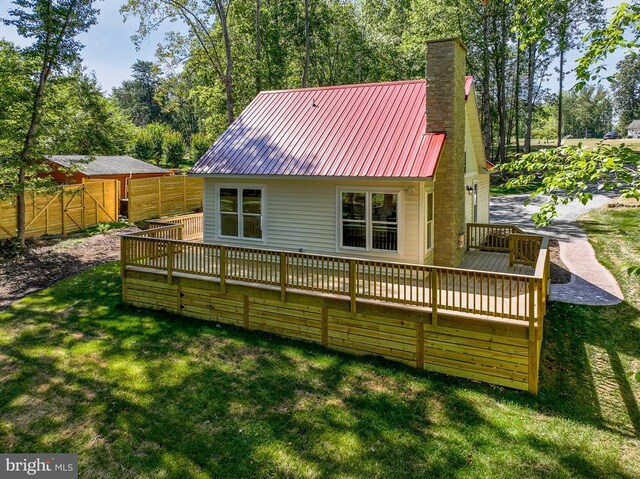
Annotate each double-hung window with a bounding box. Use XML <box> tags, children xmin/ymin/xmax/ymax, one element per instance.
<box><xmin>219</xmin><ymin>187</ymin><xmax>263</xmax><ymax>240</ymax></box>
<box><xmin>340</xmin><ymin>191</ymin><xmax>399</xmax><ymax>252</ymax></box>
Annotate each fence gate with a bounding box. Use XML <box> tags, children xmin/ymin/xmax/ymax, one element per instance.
<box><xmin>0</xmin><ymin>180</ymin><xmax>119</xmax><ymax>240</ymax></box>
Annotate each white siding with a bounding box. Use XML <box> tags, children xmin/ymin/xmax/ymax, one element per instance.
<box><xmin>204</xmin><ymin>178</ymin><xmax>424</xmax><ymax>263</ymax></box>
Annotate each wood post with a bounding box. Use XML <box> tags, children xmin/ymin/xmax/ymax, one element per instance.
<box><xmin>61</xmin><ymin>189</ymin><xmax>66</xmax><ymax>236</ymax></box>
<box><xmin>121</xmin><ymin>236</ymin><xmax>127</xmax><ymax>301</ymax></box>
<box><xmin>167</xmin><ymin>242</ymin><xmax>174</xmax><ymax>284</ymax></box>
<box><xmin>527</xmin><ymin>277</ymin><xmax>538</xmax><ymax>394</ymax></box>
<box><xmin>243</xmin><ymin>295</ymin><xmax>250</xmax><ymax>329</ymax></box>
<box><xmin>416</xmin><ymin>322</ymin><xmax>424</xmax><ymax>368</ymax></box>
<box><xmin>430</xmin><ymin>269</ymin><xmax>439</xmax><ymax>326</ymax></box>
<box><xmin>280</xmin><ymin>251</ymin><xmax>287</xmax><ymax>302</ymax></box>
<box><xmin>321</xmin><ymin>306</ymin><xmax>328</xmax><ymax>346</ymax></box>
<box><xmin>349</xmin><ymin>259</ymin><xmax>357</xmax><ymax>315</ymax></box>
<box><xmin>220</xmin><ymin>246</ymin><xmax>227</xmax><ymax>293</ymax></box>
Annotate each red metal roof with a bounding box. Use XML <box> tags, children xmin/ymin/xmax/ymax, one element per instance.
<box><xmin>191</xmin><ymin>78</ymin><xmax>474</xmax><ymax>178</ymax></box>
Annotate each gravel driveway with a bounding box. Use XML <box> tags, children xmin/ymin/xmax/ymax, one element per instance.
<box><xmin>490</xmin><ymin>191</ymin><xmax>623</xmax><ymax>305</ymax></box>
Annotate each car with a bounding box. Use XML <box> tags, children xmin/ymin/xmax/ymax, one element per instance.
<box><xmin>604</xmin><ymin>131</ymin><xmax>621</xmax><ymax>139</ymax></box>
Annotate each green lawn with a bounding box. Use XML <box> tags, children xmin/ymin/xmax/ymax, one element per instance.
<box><xmin>1</xmin><ymin>209</ymin><xmax>639</xmax><ymax>478</ymax></box>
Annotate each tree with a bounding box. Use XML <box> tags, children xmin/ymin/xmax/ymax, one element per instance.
<box><xmin>499</xmin><ymin>144</ymin><xmax>640</xmax><ymax>225</ymax></box>
<box><xmin>549</xmin><ymin>0</ymin><xmax>604</xmax><ymax>146</ymax></box>
<box><xmin>190</xmin><ymin>132</ymin><xmax>210</xmax><ymax>163</ymax></box>
<box><xmin>612</xmin><ymin>54</ymin><xmax>640</xmax><ymax>131</ymax></box>
<box><xmin>122</xmin><ymin>0</ymin><xmax>235</xmax><ymax>125</ymax></box>
<box><xmin>163</xmin><ymin>130</ymin><xmax>186</xmax><ymax>167</ymax></box>
<box><xmin>562</xmin><ymin>85</ymin><xmax>613</xmax><ymax>137</ymax></box>
<box><xmin>2</xmin><ymin>0</ymin><xmax>99</xmax><ymax>248</ymax></box>
<box><xmin>133</xmin><ymin>129</ymin><xmax>155</xmax><ymax>163</ymax></box>
<box><xmin>111</xmin><ymin>60</ymin><xmax>163</xmax><ymax>126</ymax></box>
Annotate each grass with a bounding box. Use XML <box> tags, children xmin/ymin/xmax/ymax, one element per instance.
<box><xmin>490</xmin><ymin>182</ymin><xmax>541</xmax><ymax>197</ymax></box>
<box><xmin>1</xmin><ymin>211</ymin><xmax>639</xmax><ymax>477</ymax></box>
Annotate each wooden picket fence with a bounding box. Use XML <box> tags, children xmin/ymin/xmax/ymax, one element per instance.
<box><xmin>127</xmin><ymin>176</ymin><xmax>203</xmax><ymax>222</ymax></box>
<box><xmin>0</xmin><ymin>180</ymin><xmax>119</xmax><ymax>240</ymax></box>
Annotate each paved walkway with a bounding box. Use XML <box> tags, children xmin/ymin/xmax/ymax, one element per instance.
<box><xmin>490</xmin><ymin>192</ymin><xmax>623</xmax><ymax>306</ymax></box>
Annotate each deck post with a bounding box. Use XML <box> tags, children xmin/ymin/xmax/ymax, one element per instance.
<box><xmin>430</xmin><ymin>269</ymin><xmax>439</xmax><ymax>326</ymax></box>
<box><xmin>120</xmin><ymin>236</ymin><xmax>128</xmax><ymax>301</ymax></box>
<box><xmin>220</xmin><ymin>246</ymin><xmax>227</xmax><ymax>293</ymax></box>
<box><xmin>527</xmin><ymin>277</ymin><xmax>538</xmax><ymax>394</ymax></box>
<box><xmin>280</xmin><ymin>252</ymin><xmax>287</xmax><ymax>302</ymax></box>
<box><xmin>167</xmin><ymin>241</ymin><xmax>174</xmax><ymax>284</ymax></box>
<box><xmin>349</xmin><ymin>259</ymin><xmax>357</xmax><ymax>315</ymax></box>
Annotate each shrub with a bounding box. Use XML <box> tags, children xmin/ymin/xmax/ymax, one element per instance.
<box><xmin>133</xmin><ymin>130</ymin><xmax>155</xmax><ymax>163</ymax></box>
<box><xmin>163</xmin><ymin>131</ymin><xmax>186</xmax><ymax>168</ymax></box>
<box><xmin>190</xmin><ymin>132</ymin><xmax>210</xmax><ymax>163</ymax></box>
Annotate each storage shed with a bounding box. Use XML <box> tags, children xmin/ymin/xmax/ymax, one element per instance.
<box><xmin>46</xmin><ymin>155</ymin><xmax>172</xmax><ymax>199</ymax></box>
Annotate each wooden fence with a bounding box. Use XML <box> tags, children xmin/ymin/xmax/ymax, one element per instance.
<box><xmin>0</xmin><ymin>180</ymin><xmax>119</xmax><ymax>240</ymax></box>
<box><xmin>121</xmin><ymin>225</ymin><xmax>550</xmax><ymax>393</ymax></box>
<box><xmin>127</xmin><ymin>176</ymin><xmax>203</xmax><ymax>222</ymax></box>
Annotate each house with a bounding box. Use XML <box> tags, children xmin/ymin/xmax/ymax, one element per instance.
<box><xmin>120</xmin><ymin>38</ymin><xmax>550</xmax><ymax>393</ymax></box>
<box><xmin>627</xmin><ymin>120</ymin><xmax>640</xmax><ymax>138</ymax></box>
<box><xmin>191</xmin><ymin>38</ymin><xmax>490</xmax><ymax>267</ymax></box>
<box><xmin>46</xmin><ymin>155</ymin><xmax>172</xmax><ymax>199</ymax></box>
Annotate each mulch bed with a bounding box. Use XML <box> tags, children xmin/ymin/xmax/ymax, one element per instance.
<box><xmin>549</xmin><ymin>238</ymin><xmax>571</xmax><ymax>284</ymax></box>
<box><xmin>0</xmin><ymin>226</ymin><xmax>139</xmax><ymax>310</ymax></box>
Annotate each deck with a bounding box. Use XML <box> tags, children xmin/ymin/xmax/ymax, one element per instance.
<box><xmin>120</xmin><ymin>221</ymin><xmax>550</xmax><ymax>393</ymax></box>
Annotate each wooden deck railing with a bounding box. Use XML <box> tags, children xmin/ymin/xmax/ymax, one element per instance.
<box><xmin>467</xmin><ymin>223</ymin><xmax>525</xmax><ymax>252</ymax></box>
<box><xmin>146</xmin><ymin>213</ymin><xmax>203</xmax><ymax>240</ymax></box>
<box><xmin>121</xmin><ymin>232</ymin><xmax>550</xmax><ymax>325</ymax></box>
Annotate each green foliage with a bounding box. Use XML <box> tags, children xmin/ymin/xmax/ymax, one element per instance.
<box><xmin>562</xmin><ymin>86</ymin><xmax>613</xmax><ymax>138</ymax></box>
<box><xmin>499</xmin><ymin>143</ymin><xmax>640</xmax><ymax>225</ymax></box>
<box><xmin>145</xmin><ymin>122</ymin><xmax>167</xmax><ymax>163</ymax></box>
<box><xmin>576</xmin><ymin>1</ymin><xmax>640</xmax><ymax>87</ymax></box>
<box><xmin>623</xmin><ymin>264</ymin><xmax>640</xmax><ymax>276</ymax></box>
<box><xmin>133</xmin><ymin>129</ymin><xmax>155</xmax><ymax>163</ymax></box>
<box><xmin>613</xmin><ymin>53</ymin><xmax>640</xmax><ymax>131</ymax></box>
<box><xmin>163</xmin><ymin>130</ymin><xmax>186</xmax><ymax>167</ymax></box>
<box><xmin>111</xmin><ymin>60</ymin><xmax>163</xmax><ymax>126</ymax></box>
<box><xmin>190</xmin><ymin>132</ymin><xmax>210</xmax><ymax>163</ymax></box>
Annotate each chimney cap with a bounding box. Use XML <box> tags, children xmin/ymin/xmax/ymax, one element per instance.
<box><xmin>425</xmin><ymin>37</ymin><xmax>467</xmax><ymax>52</ymax></box>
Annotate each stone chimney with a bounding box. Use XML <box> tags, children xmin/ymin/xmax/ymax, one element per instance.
<box><xmin>426</xmin><ymin>38</ymin><xmax>467</xmax><ymax>267</ymax></box>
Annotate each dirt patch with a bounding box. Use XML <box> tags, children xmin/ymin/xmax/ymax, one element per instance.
<box><xmin>549</xmin><ymin>238</ymin><xmax>571</xmax><ymax>285</ymax></box>
<box><xmin>0</xmin><ymin>226</ymin><xmax>139</xmax><ymax>310</ymax></box>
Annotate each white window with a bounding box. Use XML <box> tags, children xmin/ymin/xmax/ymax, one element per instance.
<box><xmin>340</xmin><ymin>191</ymin><xmax>399</xmax><ymax>252</ymax></box>
<box><xmin>218</xmin><ymin>187</ymin><xmax>264</xmax><ymax>240</ymax></box>
<box><xmin>426</xmin><ymin>191</ymin><xmax>434</xmax><ymax>251</ymax></box>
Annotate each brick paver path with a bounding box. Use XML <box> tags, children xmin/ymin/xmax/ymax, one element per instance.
<box><xmin>490</xmin><ymin>192</ymin><xmax>623</xmax><ymax>306</ymax></box>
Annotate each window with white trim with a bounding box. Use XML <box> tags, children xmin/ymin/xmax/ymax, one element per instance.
<box><xmin>340</xmin><ymin>191</ymin><xmax>399</xmax><ymax>252</ymax></box>
<box><xmin>426</xmin><ymin>191</ymin><xmax>434</xmax><ymax>251</ymax></box>
<box><xmin>219</xmin><ymin>187</ymin><xmax>263</xmax><ymax>239</ymax></box>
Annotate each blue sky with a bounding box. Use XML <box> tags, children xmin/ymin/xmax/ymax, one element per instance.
<box><xmin>0</xmin><ymin>0</ymin><xmax>629</xmax><ymax>94</ymax></box>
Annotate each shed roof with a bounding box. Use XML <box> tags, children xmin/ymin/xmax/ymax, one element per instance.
<box><xmin>47</xmin><ymin>155</ymin><xmax>168</xmax><ymax>176</ymax></box>
<box><xmin>627</xmin><ymin>120</ymin><xmax>640</xmax><ymax>130</ymax></box>
<box><xmin>191</xmin><ymin>78</ymin><xmax>475</xmax><ymax>178</ymax></box>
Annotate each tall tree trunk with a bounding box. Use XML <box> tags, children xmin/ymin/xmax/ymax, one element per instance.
<box><xmin>17</xmin><ymin>58</ymin><xmax>53</xmax><ymax>248</ymax></box>
<box><xmin>302</xmin><ymin>0</ymin><xmax>310</xmax><ymax>87</ymax></box>
<box><xmin>495</xmin><ymin>7</ymin><xmax>507</xmax><ymax>163</ymax></box>
<box><xmin>255</xmin><ymin>0</ymin><xmax>261</xmax><ymax>93</ymax></box>
<box><xmin>524</xmin><ymin>43</ymin><xmax>536</xmax><ymax>153</ymax></box>
<box><xmin>514</xmin><ymin>39</ymin><xmax>521</xmax><ymax>154</ymax></box>
<box><xmin>557</xmin><ymin>46</ymin><xmax>565</xmax><ymax>146</ymax></box>
<box><xmin>481</xmin><ymin>3</ymin><xmax>492</xmax><ymax>160</ymax></box>
<box><xmin>216</xmin><ymin>1</ymin><xmax>234</xmax><ymax>123</ymax></box>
